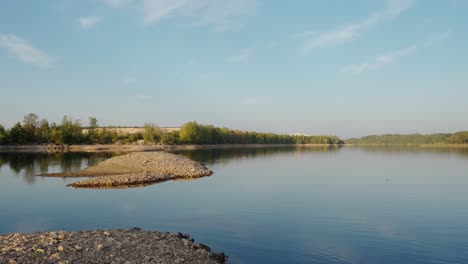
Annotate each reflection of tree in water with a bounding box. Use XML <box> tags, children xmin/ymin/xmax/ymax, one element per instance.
<box><xmin>4</xmin><ymin>154</ymin><xmax>37</xmax><ymax>184</ymax></box>
<box><xmin>174</xmin><ymin>146</ymin><xmax>342</xmax><ymax>165</ymax></box>
<box><xmin>348</xmin><ymin>145</ymin><xmax>468</xmax><ymax>157</ymax></box>
<box><xmin>174</xmin><ymin>145</ymin><xmax>468</xmax><ymax>165</ymax></box>
<box><xmin>2</xmin><ymin>146</ymin><xmax>465</xmax><ymax>185</ymax></box>
<box><xmin>0</xmin><ymin>152</ymin><xmax>115</xmax><ymax>184</ymax></box>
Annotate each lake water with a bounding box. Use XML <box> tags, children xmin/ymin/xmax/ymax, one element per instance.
<box><xmin>1</xmin><ymin>146</ymin><xmax>468</xmax><ymax>264</ymax></box>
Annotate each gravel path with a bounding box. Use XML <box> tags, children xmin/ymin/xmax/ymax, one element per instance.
<box><xmin>39</xmin><ymin>152</ymin><xmax>213</xmax><ymax>188</ymax></box>
<box><xmin>0</xmin><ymin>228</ymin><xmax>227</xmax><ymax>264</ymax></box>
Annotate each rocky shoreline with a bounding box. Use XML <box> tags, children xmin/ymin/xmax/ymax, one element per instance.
<box><xmin>39</xmin><ymin>152</ymin><xmax>213</xmax><ymax>189</ymax></box>
<box><xmin>0</xmin><ymin>228</ymin><xmax>227</xmax><ymax>264</ymax></box>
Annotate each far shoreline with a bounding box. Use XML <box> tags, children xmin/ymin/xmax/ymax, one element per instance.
<box><xmin>0</xmin><ymin>143</ymin><xmax>342</xmax><ymax>153</ymax></box>
<box><xmin>344</xmin><ymin>143</ymin><xmax>468</xmax><ymax>148</ymax></box>
<box><xmin>1</xmin><ymin>143</ymin><xmax>467</xmax><ymax>153</ymax></box>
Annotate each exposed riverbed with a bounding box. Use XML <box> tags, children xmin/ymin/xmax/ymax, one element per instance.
<box><xmin>39</xmin><ymin>152</ymin><xmax>213</xmax><ymax>189</ymax></box>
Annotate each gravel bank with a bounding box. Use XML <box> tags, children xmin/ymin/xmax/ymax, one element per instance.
<box><xmin>0</xmin><ymin>228</ymin><xmax>227</xmax><ymax>264</ymax></box>
<box><xmin>39</xmin><ymin>152</ymin><xmax>213</xmax><ymax>188</ymax></box>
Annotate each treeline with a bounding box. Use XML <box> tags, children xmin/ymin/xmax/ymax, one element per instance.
<box><xmin>0</xmin><ymin>114</ymin><xmax>146</xmax><ymax>145</ymax></box>
<box><xmin>178</xmin><ymin>122</ymin><xmax>342</xmax><ymax>145</ymax></box>
<box><xmin>446</xmin><ymin>132</ymin><xmax>468</xmax><ymax>144</ymax></box>
<box><xmin>346</xmin><ymin>132</ymin><xmax>468</xmax><ymax>145</ymax></box>
<box><xmin>0</xmin><ymin>114</ymin><xmax>342</xmax><ymax>145</ymax></box>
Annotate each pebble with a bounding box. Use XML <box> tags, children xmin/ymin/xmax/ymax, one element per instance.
<box><xmin>182</xmin><ymin>239</ymin><xmax>189</xmax><ymax>247</ymax></box>
<box><xmin>0</xmin><ymin>229</ymin><xmax>226</xmax><ymax>264</ymax></box>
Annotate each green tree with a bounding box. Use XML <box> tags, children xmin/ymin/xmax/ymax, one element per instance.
<box><xmin>59</xmin><ymin>116</ymin><xmax>83</xmax><ymax>144</ymax></box>
<box><xmin>446</xmin><ymin>132</ymin><xmax>468</xmax><ymax>144</ymax></box>
<box><xmin>37</xmin><ymin>119</ymin><xmax>50</xmax><ymax>143</ymax></box>
<box><xmin>48</xmin><ymin>122</ymin><xmax>61</xmax><ymax>144</ymax></box>
<box><xmin>111</xmin><ymin>131</ymin><xmax>120</xmax><ymax>144</ymax></box>
<box><xmin>179</xmin><ymin>121</ymin><xmax>200</xmax><ymax>144</ymax></box>
<box><xmin>88</xmin><ymin>116</ymin><xmax>99</xmax><ymax>143</ymax></box>
<box><xmin>9</xmin><ymin>122</ymin><xmax>25</xmax><ymax>144</ymax></box>
<box><xmin>22</xmin><ymin>113</ymin><xmax>39</xmax><ymax>143</ymax></box>
<box><xmin>97</xmin><ymin>128</ymin><xmax>112</xmax><ymax>144</ymax></box>
<box><xmin>0</xmin><ymin>124</ymin><xmax>7</xmax><ymax>145</ymax></box>
<box><xmin>142</xmin><ymin>123</ymin><xmax>159</xmax><ymax>144</ymax></box>
<box><xmin>89</xmin><ymin>117</ymin><xmax>98</xmax><ymax>129</ymax></box>
<box><xmin>160</xmin><ymin>131</ymin><xmax>179</xmax><ymax>145</ymax></box>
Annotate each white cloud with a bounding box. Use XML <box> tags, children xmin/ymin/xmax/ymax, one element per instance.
<box><xmin>422</xmin><ymin>32</ymin><xmax>449</xmax><ymax>47</ymax></box>
<box><xmin>0</xmin><ymin>33</ymin><xmax>53</xmax><ymax>67</ymax></box>
<box><xmin>227</xmin><ymin>48</ymin><xmax>252</xmax><ymax>63</ymax></box>
<box><xmin>299</xmin><ymin>0</ymin><xmax>415</xmax><ymax>52</ymax></box>
<box><xmin>79</xmin><ymin>16</ymin><xmax>101</xmax><ymax>29</ymax></box>
<box><xmin>342</xmin><ymin>32</ymin><xmax>448</xmax><ymax>75</ymax></box>
<box><xmin>142</xmin><ymin>0</ymin><xmax>187</xmax><ymax>24</ymax></box>
<box><xmin>141</xmin><ymin>0</ymin><xmax>255</xmax><ymax>30</ymax></box>
<box><xmin>342</xmin><ymin>45</ymin><xmax>417</xmax><ymax>74</ymax></box>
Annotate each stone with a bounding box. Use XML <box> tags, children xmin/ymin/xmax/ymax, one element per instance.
<box><xmin>74</xmin><ymin>245</ymin><xmax>83</xmax><ymax>252</ymax></box>
<box><xmin>182</xmin><ymin>239</ymin><xmax>189</xmax><ymax>247</ymax></box>
<box><xmin>0</xmin><ymin>229</ymin><xmax>226</xmax><ymax>264</ymax></box>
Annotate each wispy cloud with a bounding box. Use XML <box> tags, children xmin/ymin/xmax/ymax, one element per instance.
<box><xmin>79</xmin><ymin>16</ymin><xmax>101</xmax><ymax>29</ymax></box>
<box><xmin>342</xmin><ymin>32</ymin><xmax>449</xmax><ymax>75</ymax></box>
<box><xmin>227</xmin><ymin>48</ymin><xmax>252</xmax><ymax>63</ymax></box>
<box><xmin>0</xmin><ymin>33</ymin><xmax>53</xmax><ymax>67</ymax></box>
<box><xmin>141</xmin><ymin>0</ymin><xmax>255</xmax><ymax>30</ymax></box>
<box><xmin>342</xmin><ymin>45</ymin><xmax>417</xmax><ymax>74</ymax></box>
<box><xmin>298</xmin><ymin>0</ymin><xmax>415</xmax><ymax>52</ymax></box>
<box><xmin>422</xmin><ymin>32</ymin><xmax>449</xmax><ymax>47</ymax></box>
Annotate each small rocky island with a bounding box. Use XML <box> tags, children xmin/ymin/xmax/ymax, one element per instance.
<box><xmin>0</xmin><ymin>228</ymin><xmax>227</xmax><ymax>264</ymax></box>
<box><xmin>40</xmin><ymin>152</ymin><xmax>213</xmax><ymax>189</ymax></box>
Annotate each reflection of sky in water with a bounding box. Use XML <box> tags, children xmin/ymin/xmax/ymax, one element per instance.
<box><xmin>1</xmin><ymin>147</ymin><xmax>468</xmax><ymax>264</ymax></box>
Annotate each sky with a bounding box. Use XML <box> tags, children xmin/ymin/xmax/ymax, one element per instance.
<box><xmin>0</xmin><ymin>0</ymin><xmax>467</xmax><ymax>138</ymax></box>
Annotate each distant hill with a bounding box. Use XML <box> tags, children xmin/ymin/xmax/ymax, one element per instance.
<box><xmin>346</xmin><ymin>132</ymin><xmax>468</xmax><ymax>145</ymax></box>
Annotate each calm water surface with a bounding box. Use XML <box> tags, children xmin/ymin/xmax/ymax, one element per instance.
<box><xmin>1</xmin><ymin>146</ymin><xmax>468</xmax><ymax>264</ymax></box>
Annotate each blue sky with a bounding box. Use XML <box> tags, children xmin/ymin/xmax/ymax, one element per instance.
<box><xmin>0</xmin><ymin>0</ymin><xmax>467</xmax><ymax>138</ymax></box>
